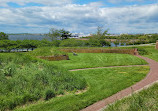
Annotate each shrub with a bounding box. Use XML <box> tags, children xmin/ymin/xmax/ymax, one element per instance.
<box><xmin>136</xmin><ymin>47</ymin><xmax>150</xmax><ymax>55</ymax></box>
<box><xmin>60</xmin><ymin>39</ymin><xmax>86</xmax><ymax>47</ymax></box>
<box><xmin>45</xmin><ymin>90</ymin><xmax>56</xmax><ymax>100</ymax></box>
<box><xmin>2</xmin><ymin>63</ymin><xmax>16</xmax><ymax>77</ymax></box>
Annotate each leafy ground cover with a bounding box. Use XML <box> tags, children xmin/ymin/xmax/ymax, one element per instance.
<box><xmin>0</xmin><ymin>53</ymin><xmax>86</xmax><ymax>111</ymax></box>
<box><xmin>51</xmin><ymin>53</ymin><xmax>147</xmax><ymax>70</ymax></box>
<box><xmin>15</xmin><ymin>66</ymin><xmax>149</xmax><ymax>111</ymax></box>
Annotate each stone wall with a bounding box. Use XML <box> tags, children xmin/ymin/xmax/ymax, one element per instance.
<box><xmin>156</xmin><ymin>40</ymin><xmax>158</xmax><ymax>49</ymax></box>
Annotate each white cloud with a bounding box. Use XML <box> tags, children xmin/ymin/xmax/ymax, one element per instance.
<box><xmin>0</xmin><ymin>2</ymin><xmax>158</xmax><ymax>33</ymax></box>
<box><xmin>108</xmin><ymin>0</ymin><xmax>146</xmax><ymax>4</ymax></box>
<box><xmin>0</xmin><ymin>0</ymin><xmax>72</xmax><ymax>7</ymax></box>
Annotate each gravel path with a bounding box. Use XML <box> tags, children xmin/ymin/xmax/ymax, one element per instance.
<box><xmin>81</xmin><ymin>55</ymin><xmax>158</xmax><ymax>111</ymax></box>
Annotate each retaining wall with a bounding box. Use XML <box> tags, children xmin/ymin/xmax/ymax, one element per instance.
<box><xmin>61</xmin><ymin>48</ymin><xmax>139</xmax><ymax>55</ymax></box>
<box><xmin>38</xmin><ymin>55</ymin><xmax>69</xmax><ymax>61</ymax></box>
<box><xmin>156</xmin><ymin>40</ymin><xmax>158</xmax><ymax>49</ymax></box>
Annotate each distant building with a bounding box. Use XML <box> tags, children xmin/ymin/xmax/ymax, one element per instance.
<box><xmin>69</xmin><ymin>33</ymin><xmax>90</xmax><ymax>38</ymax></box>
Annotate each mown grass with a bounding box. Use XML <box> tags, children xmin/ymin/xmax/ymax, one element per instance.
<box><xmin>51</xmin><ymin>53</ymin><xmax>147</xmax><ymax>70</ymax></box>
<box><xmin>15</xmin><ymin>66</ymin><xmax>149</xmax><ymax>111</ymax></box>
<box><xmin>0</xmin><ymin>46</ymin><xmax>152</xmax><ymax>111</ymax></box>
<box><xmin>105</xmin><ymin>83</ymin><xmax>158</xmax><ymax>111</ymax></box>
<box><xmin>0</xmin><ymin>53</ymin><xmax>86</xmax><ymax>111</ymax></box>
<box><xmin>103</xmin><ymin>46</ymin><xmax>158</xmax><ymax>111</ymax></box>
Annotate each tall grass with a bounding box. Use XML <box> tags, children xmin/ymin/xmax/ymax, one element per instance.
<box><xmin>0</xmin><ymin>53</ymin><xmax>86</xmax><ymax>110</ymax></box>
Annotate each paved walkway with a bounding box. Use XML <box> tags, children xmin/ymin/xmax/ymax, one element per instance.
<box><xmin>81</xmin><ymin>55</ymin><xmax>158</xmax><ymax>111</ymax></box>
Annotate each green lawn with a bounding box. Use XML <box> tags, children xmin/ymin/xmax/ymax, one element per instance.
<box><xmin>0</xmin><ymin>49</ymin><xmax>151</xmax><ymax>111</ymax></box>
<box><xmin>51</xmin><ymin>53</ymin><xmax>147</xmax><ymax>70</ymax></box>
<box><xmin>105</xmin><ymin>83</ymin><xmax>158</xmax><ymax>111</ymax></box>
<box><xmin>15</xmin><ymin>66</ymin><xmax>149</xmax><ymax>111</ymax></box>
<box><xmin>141</xmin><ymin>46</ymin><xmax>158</xmax><ymax>62</ymax></box>
<box><xmin>103</xmin><ymin>46</ymin><xmax>158</xmax><ymax>111</ymax></box>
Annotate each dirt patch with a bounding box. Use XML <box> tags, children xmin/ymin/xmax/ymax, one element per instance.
<box><xmin>37</xmin><ymin>55</ymin><xmax>69</xmax><ymax>61</ymax></box>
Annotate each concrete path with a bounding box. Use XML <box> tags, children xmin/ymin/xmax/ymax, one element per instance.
<box><xmin>81</xmin><ymin>55</ymin><xmax>158</xmax><ymax>111</ymax></box>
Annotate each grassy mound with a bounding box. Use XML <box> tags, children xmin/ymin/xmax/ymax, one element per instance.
<box><xmin>0</xmin><ymin>53</ymin><xmax>86</xmax><ymax>111</ymax></box>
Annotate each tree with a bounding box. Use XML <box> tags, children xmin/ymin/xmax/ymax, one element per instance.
<box><xmin>0</xmin><ymin>32</ymin><xmax>9</xmax><ymax>40</ymax></box>
<box><xmin>60</xmin><ymin>29</ymin><xmax>71</xmax><ymax>40</ymax></box>
<box><xmin>0</xmin><ymin>40</ymin><xmax>17</xmax><ymax>52</ymax></box>
<box><xmin>47</xmin><ymin>28</ymin><xmax>71</xmax><ymax>41</ymax></box>
<box><xmin>89</xmin><ymin>27</ymin><xmax>110</xmax><ymax>47</ymax></box>
<box><xmin>47</xmin><ymin>28</ymin><xmax>61</xmax><ymax>41</ymax></box>
<box><xmin>95</xmin><ymin>26</ymin><xmax>109</xmax><ymax>39</ymax></box>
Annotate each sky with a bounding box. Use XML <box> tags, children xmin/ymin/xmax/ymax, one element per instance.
<box><xmin>0</xmin><ymin>0</ymin><xmax>158</xmax><ymax>34</ymax></box>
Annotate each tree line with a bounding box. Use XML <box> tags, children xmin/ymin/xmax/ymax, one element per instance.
<box><xmin>0</xmin><ymin>39</ymin><xmax>112</xmax><ymax>52</ymax></box>
<box><xmin>1</xmin><ymin>26</ymin><xmax>158</xmax><ymax>52</ymax></box>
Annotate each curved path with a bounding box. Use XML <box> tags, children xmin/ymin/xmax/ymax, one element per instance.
<box><xmin>81</xmin><ymin>55</ymin><xmax>158</xmax><ymax>111</ymax></box>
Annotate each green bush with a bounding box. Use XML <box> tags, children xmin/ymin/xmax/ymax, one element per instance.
<box><xmin>135</xmin><ymin>47</ymin><xmax>150</xmax><ymax>55</ymax></box>
<box><xmin>45</xmin><ymin>90</ymin><xmax>56</xmax><ymax>100</ymax></box>
<box><xmin>2</xmin><ymin>63</ymin><xmax>16</xmax><ymax>77</ymax></box>
<box><xmin>60</xmin><ymin>39</ymin><xmax>86</xmax><ymax>47</ymax></box>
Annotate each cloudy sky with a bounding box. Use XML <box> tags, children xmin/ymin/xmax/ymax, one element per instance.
<box><xmin>0</xmin><ymin>0</ymin><xmax>158</xmax><ymax>34</ymax></box>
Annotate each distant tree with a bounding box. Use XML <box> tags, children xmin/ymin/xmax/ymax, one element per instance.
<box><xmin>0</xmin><ymin>40</ymin><xmax>17</xmax><ymax>52</ymax></box>
<box><xmin>89</xmin><ymin>26</ymin><xmax>110</xmax><ymax>47</ymax></box>
<box><xmin>47</xmin><ymin>28</ymin><xmax>61</xmax><ymax>41</ymax></box>
<box><xmin>113</xmin><ymin>40</ymin><xmax>120</xmax><ymax>47</ymax></box>
<box><xmin>0</xmin><ymin>32</ymin><xmax>9</xmax><ymax>40</ymax></box>
<box><xmin>21</xmin><ymin>40</ymin><xmax>39</xmax><ymax>51</ymax></box>
<box><xmin>47</xmin><ymin>28</ymin><xmax>71</xmax><ymax>41</ymax></box>
<box><xmin>60</xmin><ymin>29</ymin><xmax>71</xmax><ymax>40</ymax></box>
<box><xmin>60</xmin><ymin>39</ymin><xmax>85</xmax><ymax>47</ymax></box>
<box><xmin>94</xmin><ymin>26</ymin><xmax>109</xmax><ymax>39</ymax></box>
